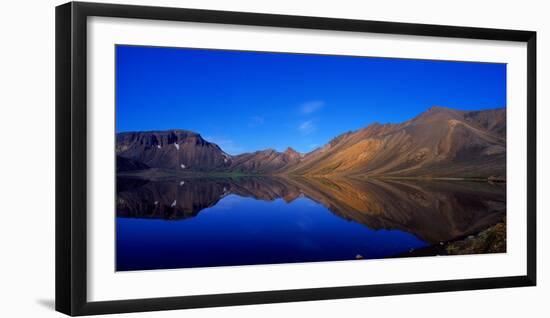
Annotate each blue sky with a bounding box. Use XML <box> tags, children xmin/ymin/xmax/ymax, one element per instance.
<box><xmin>116</xmin><ymin>45</ymin><xmax>506</xmax><ymax>155</ymax></box>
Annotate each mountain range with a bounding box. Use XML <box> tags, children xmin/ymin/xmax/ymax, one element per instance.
<box><xmin>116</xmin><ymin>106</ymin><xmax>506</xmax><ymax>179</ymax></box>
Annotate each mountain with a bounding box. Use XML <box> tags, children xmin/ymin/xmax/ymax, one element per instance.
<box><xmin>462</xmin><ymin>108</ymin><xmax>506</xmax><ymax>138</ymax></box>
<box><xmin>286</xmin><ymin>106</ymin><xmax>506</xmax><ymax>178</ymax></box>
<box><xmin>229</xmin><ymin>147</ymin><xmax>302</xmax><ymax>174</ymax></box>
<box><xmin>116</xmin><ymin>106</ymin><xmax>506</xmax><ymax>179</ymax></box>
<box><xmin>116</xmin><ymin>130</ymin><xmax>304</xmax><ymax>174</ymax></box>
<box><xmin>116</xmin><ymin>130</ymin><xmax>232</xmax><ymax>171</ymax></box>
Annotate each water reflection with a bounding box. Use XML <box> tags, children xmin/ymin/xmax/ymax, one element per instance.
<box><xmin>117</xmin><ymin>176</ymin><xmax>505</xmax><ymax>245</ymax></box>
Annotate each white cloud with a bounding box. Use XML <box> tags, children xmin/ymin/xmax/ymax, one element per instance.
<box><xmin>204</xmin><ymin>135</ymin><xmax>244</xmax><ymax>155</ymax></box>
<box><xmin>298</xmin><ymin>120</ymin><xmax>316</xmax><ymax>135</ymax></box>
<box><xmin>300</xmin><ymin>101</ymin><xmax>325</xmax><ymax>115</ymax></box>
<box><xmin>248</xmin><ymin>116</ymin><xmax>265</xmax><ymax>127</ymax></box>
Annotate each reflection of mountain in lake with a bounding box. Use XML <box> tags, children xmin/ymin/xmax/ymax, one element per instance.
<box><xmin>117</xmin><ymin>177</ymin><xmax>505</xmax><ymax>244</ymax></box>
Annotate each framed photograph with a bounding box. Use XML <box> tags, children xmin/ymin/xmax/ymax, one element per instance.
<box><xmin>55</xmin><ymin>1</ymin><xmax>536</xmax><ymax>316</ymax></box>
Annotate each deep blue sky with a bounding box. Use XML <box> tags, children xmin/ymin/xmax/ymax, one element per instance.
<box><xmin>116</xmin><ymin>45</ymin><xmax>506</xmax><ymax>155</ymax></box>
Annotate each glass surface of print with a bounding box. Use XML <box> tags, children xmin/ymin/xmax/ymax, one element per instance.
<box><xmin>115</xmin><ymin>45</ymin><xmax>507</xmax><ymax>271</ymax></box>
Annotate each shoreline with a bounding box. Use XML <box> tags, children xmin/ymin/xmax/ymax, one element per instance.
<box><xmin>118</xmin><ymin>168</ymin><xmax>506</xmax><ymax>183</ymax></box>
<box><xmin>389</xmin><ymin>220</ymin><xmax>507</xmax><ymax>258</ymax></box>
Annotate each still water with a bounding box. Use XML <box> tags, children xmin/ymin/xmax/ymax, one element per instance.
<box><xmin>116</xmin><ymin>176</ymin><xmax>505</xmax><ymax>271</ymax></box>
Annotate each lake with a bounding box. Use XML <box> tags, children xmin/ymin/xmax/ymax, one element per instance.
<box><xmin>116</xmin><ymin>176</ymin><xmax>506</xmax><ymax>271</ymax></box>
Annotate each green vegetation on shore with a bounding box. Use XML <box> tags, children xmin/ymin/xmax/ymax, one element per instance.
<box><xmin>117</xmin><ymin>168</ymin><xmax>264</xmax><ymax>181</ymax></box>
<box><xmin>119</xmin><ymin>168</ymin><xmax>506</xmax><ymax>184</ymax></box>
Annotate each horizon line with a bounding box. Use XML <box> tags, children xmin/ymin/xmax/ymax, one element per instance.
<box><xmin>115</xmin><ymin>105</ymin><xmax>506</xmax><ymax>156</ymax></box>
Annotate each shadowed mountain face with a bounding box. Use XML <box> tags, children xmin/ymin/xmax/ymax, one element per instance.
<box><xmin>116</xmin><ymin>155</ymin><xmax>149</xmax><ymax>172</ymax></box>
<box><xmin>116</xmin><ymin>130</ymin><xmax>232</xmax><ymax>171</ymax></box>
<box><xmin>116</xmin><ymin>107</ymin><xmax>505</xmax><ymax>178</ymax></box>
<box><xmin>117</xmin><ymin>176</ymin><xmax>505</xmax><ymax>244</ymax></box>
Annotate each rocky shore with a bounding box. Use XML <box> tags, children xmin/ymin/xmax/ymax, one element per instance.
<box><xmin>446</xmin><ymin>220</ymin><xmax>506</xmax><ymax>255</ymax></box>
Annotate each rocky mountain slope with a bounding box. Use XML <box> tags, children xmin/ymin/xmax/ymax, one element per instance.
<box><xmin>229</xmin><ymin>147</ymin><xmax>302</xmax><ymax>174</ymax></box>
<box><xmin>287</xmin><ymin>106</ymin><xmax>506</xmax><ymax>178</ymax></box>
<box><xmin>116</xmin><ymin>130</ymin><xmax>232</xmax><ymax>171</ymax></box>
<box><xmin>116</xmin><ymin>106</ymin><xmax>506</xmax><ymax>179</ymax></box>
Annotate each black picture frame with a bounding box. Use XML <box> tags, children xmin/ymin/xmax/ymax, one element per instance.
<box><xmin>55</xmin><ymin>1</ymin><xmax>537</xmax><ymax>316</ymax></box>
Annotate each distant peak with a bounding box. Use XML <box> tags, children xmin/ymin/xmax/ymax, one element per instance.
<box><xmin>368</xmin><ymin>121</ymin><xmax>382</xmax><ymax>127</ymax></box>
<box><xmin>258</xmin><ymin>148</ymin><xmax>277</xmax><ymax>154</ymax></box>
<box><xmin>427</xmin><ymin>106</ymin><xmax>450</xmax><ymax>112</ymax></box>
<box><xmin>284</xmin><ymin>147</ymin><xmax>300</xmax><ymax>155</ymax></box>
